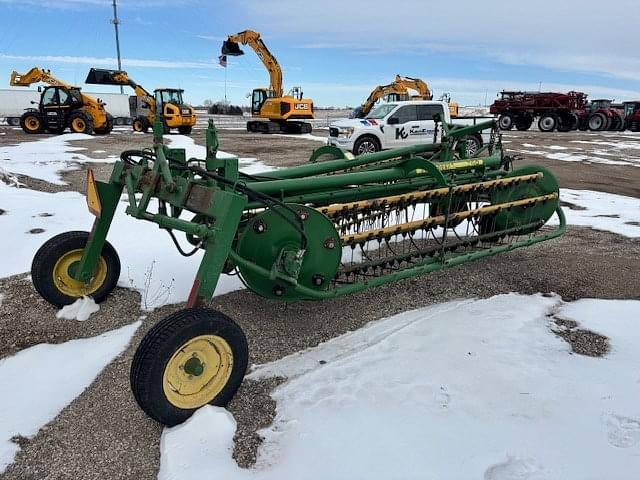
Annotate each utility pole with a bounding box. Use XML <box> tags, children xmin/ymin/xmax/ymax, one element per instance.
<box><xmin>111</xmin><ymin>0</ymin><xmax>123</xmax><ymax>93</ymax></box>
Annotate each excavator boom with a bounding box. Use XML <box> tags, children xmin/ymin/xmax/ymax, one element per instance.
<box><xmin>357</xmin><ymin>74</ymin><xmax>434</xmax><ymax>118</ymax></box>
<box><xmin>222</xmin><ymin>30</ymin><xmax>283</xmax><ymax>98</ymax></box>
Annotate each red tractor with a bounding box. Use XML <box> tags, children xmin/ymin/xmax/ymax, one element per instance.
<box><xmin>490</xmin><ymin>90</ymin><xmax>588</xmax><ymax>132</ymax></box>
<box><xmin>577</xmin><ymin>99</ymin><xmax>625</xmax><ymax>131</ymax></box>
<box><xmin>623</xmin><ymin>101</ymin><xmax>640</xmax><ymax>131</ymax></box>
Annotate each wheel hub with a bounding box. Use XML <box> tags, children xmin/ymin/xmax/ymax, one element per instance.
<box><xmin>162</xmin><ymin>335</ymin><xmax>234</xmax><ymax>409</ymax></box>
<box><xmin>52</xmin><ymin>249</ymin><xmax>107</xmax><ymax>297</ymax></box>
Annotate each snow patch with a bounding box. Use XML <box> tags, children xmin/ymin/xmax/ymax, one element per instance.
<box><xmin>0</xmin><ymin>321</ymin><xmax>141</xmax><ymax>473</ymax></box>
<box><xmin>0</xmin><ymin>134</ymin><xmax>116</xmax><ymax>184</ymax></box>
<box><xmin>55</xmin><ymin>296</ymin><xmax>99</xmax><ymax>321</ymax></box>
<box><xmin>556</xmin><ymin>189</ymin><xmax>640</xmax><ymax>237</ymax></box>
<box><xmin>161</xmin><ymin>295</ymin><xmax>640</xmax><ymax>479</ymax></box>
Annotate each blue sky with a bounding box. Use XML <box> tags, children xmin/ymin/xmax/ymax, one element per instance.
<box><xmin>1</xmin><ymin>0</ymin><xmax>639</xmax><ymax>107</ymax></box>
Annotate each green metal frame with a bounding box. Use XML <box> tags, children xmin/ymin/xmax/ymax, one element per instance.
<box><xmin>70</xmin><ymin>117</ymin><xmax>564</xmax><ymax>306</ymax></box>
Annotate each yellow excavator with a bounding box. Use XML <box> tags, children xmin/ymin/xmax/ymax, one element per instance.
<box><xmin>222</xmin><ymin>29</ymin><xmax>314</xmax><ymax>134</ymax></box>
<box><xmin>353</xmin><ymin>75</ymin><xmax>459</xmax><ymax>119</ymax></box>
<box><xmin>353</xmin><ymin>75</ymin><xmax>433</xmax><ymax>119</ymax></box>
<box><xmin>9</xmin><ymin>67</ymin><xmax>113</xmax><ymax>135</ymax></box>
<box><xmin>85</xmin><ymin>68</ymin><xmax>196</xmax><ymax>134</ymax></box>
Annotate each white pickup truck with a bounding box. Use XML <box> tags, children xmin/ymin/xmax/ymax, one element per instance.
<box><xmin>328</xmin><ymin>100</ymin><xmax>494</xmax><ymax>156</ymax></box>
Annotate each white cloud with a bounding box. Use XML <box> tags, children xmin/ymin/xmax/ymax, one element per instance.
<box><xmin>242</xmin><ymin>0</ymin><xmax>640</xmax><ymax>81</ymax></box>
<box><xmin>0</xmin><ymin>53</ymin><xmax>218</xmax><ymax>70</ymax></box>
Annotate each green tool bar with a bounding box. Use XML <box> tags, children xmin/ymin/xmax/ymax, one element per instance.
<box><xmin>250</xmin><ymin>143</ymin><xmax>440</xmax><ymax>180</ymax></box>
<box><xmin>244</xmin><ymin>169</ymin><xmax>506</xmax><ymax>209</ymax></box>
<box><xmin>246</xmin><ymin>154</ymin><xmax>503</xmax><ymax>197</ymax></box>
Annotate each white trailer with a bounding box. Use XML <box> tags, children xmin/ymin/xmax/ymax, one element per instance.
<box><xmin>0</xmin><ymin>89</ymin><xmax>134</xmax><ymax>126</ymax></box>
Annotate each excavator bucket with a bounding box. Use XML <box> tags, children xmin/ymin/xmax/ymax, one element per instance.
<box><xmin>221</xmin><ymin>40</ymin><xmax>244</xmax><ymax>56</ymax></box>
<box><xmin>85</xmin><ymin>68</ymin><xmax>126</xmax><ymax>86</ymax></box>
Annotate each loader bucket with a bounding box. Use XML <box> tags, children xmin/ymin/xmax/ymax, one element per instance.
<box><xmin>221</xmin><ymin>40</ymin><xmax>244</xmax><ymax>56</ymax></box>
<box><xmin>85</xmin><ymin>68</ymin><xmax>126</xmax><ymax>86</ymax></box>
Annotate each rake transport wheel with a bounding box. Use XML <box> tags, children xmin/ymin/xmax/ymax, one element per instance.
<box><xmin>20</xmin><ymin>111</ymin><xmax>44</xmax><ymax>134</ymax></box>
<box><xmin>130</xmin><ymin>308</ymin><xmax>248</xmax><ymax>426</ymax></box>
<box><xmin>31</xmin><ymin>231</ymin><xmax>121</xmax><ymax>308</ymax></box>
<box><xmin>69</xmin><ymin>111</ymin><xmax>95</xmax><ymax>134</ymax></box>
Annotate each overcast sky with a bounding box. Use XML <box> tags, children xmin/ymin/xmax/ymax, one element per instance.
<box><xmin>0</xmin><ymin>0</ymin><xmax>638</xmax><ymax>107</ymax></box>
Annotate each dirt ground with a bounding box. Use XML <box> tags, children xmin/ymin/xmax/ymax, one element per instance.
<box><xmin>0</xmin><ymin>123</ymin><xmax>639</xmax><ymax>479</ymax></box>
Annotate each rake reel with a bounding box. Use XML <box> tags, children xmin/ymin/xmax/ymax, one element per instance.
<box><xmin>30</xmin><ymin>118</ymin><xmax>565</xmax><ymax>426</ymax></box>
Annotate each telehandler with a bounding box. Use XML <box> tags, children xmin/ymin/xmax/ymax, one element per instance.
<box><xmin>222</xmin><ymin>29</ymin><xmax>314</xmax><ymax>134</ymax></box>
<box><xmin>85</xmin><ymin>68</ymin><xmax>196</xmax><ymax>134</ymax></box>
<box><xmin>9</xmin><ymin>67</ymin><xmax>113</xmax><ymax>135</ymax></box>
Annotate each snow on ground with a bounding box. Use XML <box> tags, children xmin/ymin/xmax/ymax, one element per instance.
<box><xmin>557</xmin><ymin>189</ymin><xmax>640</xmax><ymax>237</ymax></box>
<box><xmin>0</xmin><ymin>183</ymin><xmax>244</xmax><ymax>309</ymax></box>
<box><xmin>0</xmin><ymin>134</ymin><xmax>117</xmax><ymax>184</ymax></box>
<box><xmin>160</xmin><ymin>294</ymin><xmax>640</xmax><ymax>480</ymax></box>
<box><xmin>56</xmin><ymin>296</ymin><xmax>100</xmax><ymax>321</ymax></box>
<box><xmin>273</xmin><ymin>133</ymin><xmax>328</xmax><ymax>143</ymax></box>
<box><xmin>0</xmin><ymin>321</ymin><xmax>140</xmax><ymax>473</ymax></box>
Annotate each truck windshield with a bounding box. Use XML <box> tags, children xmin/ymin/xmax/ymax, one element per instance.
<box><xmin>367</xmin><ymin>103</ymin><xmax>397</xmax><ymax>119</ymax></box>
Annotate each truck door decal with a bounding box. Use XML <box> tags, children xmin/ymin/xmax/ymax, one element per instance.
<box><xmin>395</xmin><ymin>127</ymin><xmax>408</xmax><ymax>140</ymax></box>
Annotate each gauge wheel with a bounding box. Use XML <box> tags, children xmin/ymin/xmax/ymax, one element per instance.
<box><xmin>69</xmin><ymin>111</ymin><xmax>95</xmax><ymax>134</ymax></box>
<box><xmin>353</xmin><ymin>135</ymin><xmax>380</xmax><ymax>155</ymax></box>
<box><xmin>130</xmin><ymin>308</ymin><xmax>249</xmax><ymax>426</ymax></box>
<box><xmin>31</xmin><ymin>231</ymin><xmax>120</xmax><ymax>308</ymax></box>
<box><xmin>20</xmin><ymin>111</ymin><xmax>44</xmax><ymax>134</ymax></box>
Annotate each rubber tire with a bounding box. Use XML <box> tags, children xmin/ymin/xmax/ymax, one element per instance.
<box><xmin>462</xmin><ymin>135</ymin><xmax>482</xmax><ymax>157</ymax></box>
<box><xmin>95</xmin><ymin>113</ymin><xmax>114</xmax><ymax>135</ymax></box>
<box><xmin>498</xmin><ymin>114</ymin><xmax>514</xmax><ymax>130</ymax></box>
<box><xmin>515</xmin><ymin>114</ymin><xmax>533</xmax><ymax>131</ymax></box>
<box><xmin>538</xmin><ymin>114</ymin><xmax>557</xmax><ymax>132</ymax></box>
<box><xmin>130</xmin><ymin>308</ymin><xmax>249</xmax><ymax>427</ymax></box>
<box><xmin>177</xmin><ymin>126</ymin><xmax>192</xmax><ymax>135</ymax></box>
<box><xmin>588</xmin><ymin>113</ymin><xmax>606</xmax><ymax>131</ymax></box>
<box><xmin>31</xmin><ymin>231</ymin><xmax>121</xmax><ymax>308</ymax></box>
<box><xmin>20</xmin><ymin>111</ymin><xmax>44</xmax><ymax>134</ymax></box>
<box><xmin>68</xmin><ymin>111</ymin><xmax>95</xmax><ymax>134</ymax></box>
<box><xmin>352</xmin><ymin>135</ymin><xmax>380</xmax><ymax>155</ymax></box>
<box><xmin>133</xmin><ymin>116</ymin><xmax>150</xmax><ymax>133</ymax></box>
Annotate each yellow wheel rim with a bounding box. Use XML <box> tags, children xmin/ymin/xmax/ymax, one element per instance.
<box><xmin>162</xmin><ymin>335</ymin><xmax>234</xmax><ymax>409</ymax></box>
<box><xmin>52</xmin><ymin>249</ymin><xmax>107</xmax><ymax>297</ymax></box>
<box><xmin>25</xmin><ymin>117</ymin><xmax>40</xmax><ymax>131</ymax></box>
<box><xmin>72</xmin><ymin>118</ymin><xmax>86</xmax><ymax>132</ymax></box>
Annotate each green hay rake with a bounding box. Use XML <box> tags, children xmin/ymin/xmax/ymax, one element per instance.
<box><xmin>31</xmin><ymin>118</ymin><xmax>565</xmax><ymax>426</ymax></box>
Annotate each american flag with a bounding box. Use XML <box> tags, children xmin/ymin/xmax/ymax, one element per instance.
<box><xmin>218</xmin><ymin>55</ymin><xmax>227</xmax><ymax>68</ymax></box>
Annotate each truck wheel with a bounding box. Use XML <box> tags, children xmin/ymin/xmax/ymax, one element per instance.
<box><xmin>177</xmin><ymin>126</ymin><xmax>192</xmax><ymax>135</ymax></box>
<box><xmin>515</xmin><ymin>114</ymin><xmax>533</xmax><ymax>131</ymax></box>
<box><xmin>8</xmin><ymin>117</ymin><xmax>21</xmax><ymax>127</ymax></box>
<box><xmin>69</xmin><ymin>111</ymin><xmax>95</xmax><ymax>134</ymax></box>
<box><xmin>498</xmin><ymin>114</ymin><xmax>514</xmax><ymax>130</ymax></box>
<box><xmin>31</xmin><ymin>231</ymin><xmax>121</xmax><ymax>308</ymax></box>
<box><xmin>538</xmin><ymin>114</ymin><xmax>557</xmax><ymax>132</ymax></box>
<box><xmin>20</xmin><ymin>111</ymin><xmax>44</xmax><ymax>134</ymax></box>
<box><xmin>95</xmin><ymin>113</ymin><xmax>114</xmax><ymax>135</ymax></box>
<box><xmin>588</xmin><ymin>113</ymin><xmax>606</xmax><ymax>131</ymax></box>
<box><xmin>130</xmin><ymin>308</ymin><xmax>248</xmax><ymax>426</ymax></box>
<box><xmin>353</xmin><ymin>135</ymin><xmax>380</xmax><ymax>155</ymax></box>
<box><xmin>132</xmin><ymin>116</ymin><xmax>150</xmax><ymax>133</ymax></box>
<box><xmin>462</xmin><ymin>135</ymin><xmax>482</xmax><ymax>157</ymax></box>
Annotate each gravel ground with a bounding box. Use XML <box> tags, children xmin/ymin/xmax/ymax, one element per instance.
<box><xmin>1</xmin><ymin>124</ymin><xmax>639</xmax><ymax>478</ymax></box>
